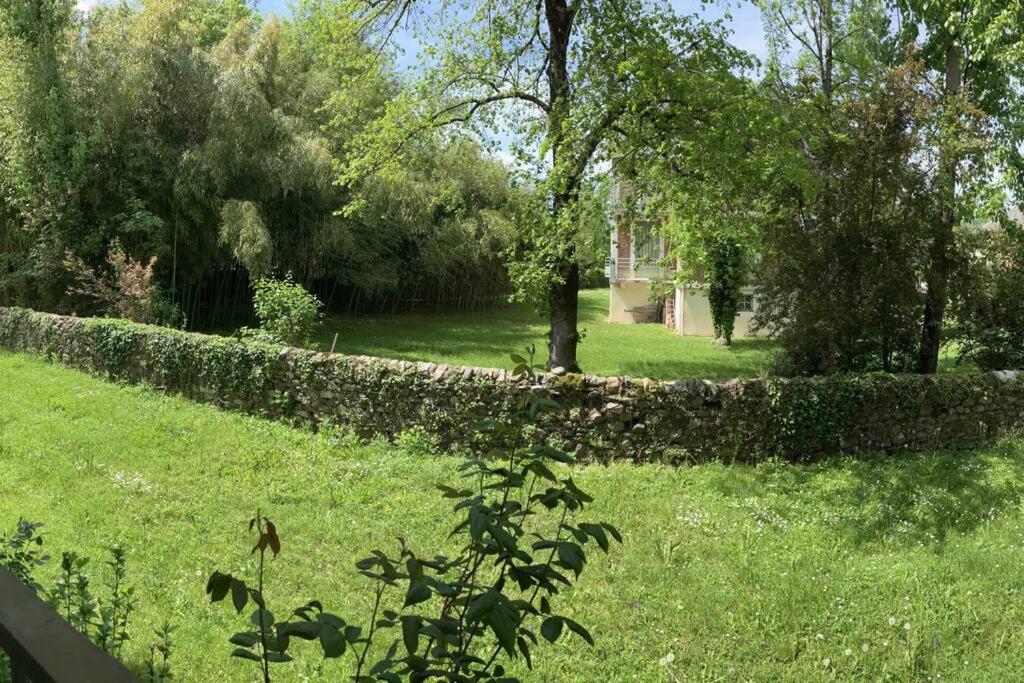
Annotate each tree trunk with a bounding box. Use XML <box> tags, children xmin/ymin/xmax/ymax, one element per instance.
<box><xmin>547</xmin><ymin>260</ymin><xmax>581</xmax><ymax>372</ymax></box>
<box><xmin>918</xmin><ymin>43</ymin><xmax>962</xmax><ymax>374</ymax></box>
<box><xmin>543</xmin><ymin>0</ymin><xmax>581</xmax><ymax>373</ymax></box>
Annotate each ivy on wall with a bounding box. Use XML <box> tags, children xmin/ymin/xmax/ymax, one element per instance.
<box><xmin>2</xmin><ymin>306</ymin><xmax>1022</xmax><ymax>463</ymax></box>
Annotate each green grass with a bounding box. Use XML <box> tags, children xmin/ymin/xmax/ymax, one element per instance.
<box><xmin>313</xmin><ymin>288</ymin><xmax>972</xmax><ymax>380</ymax></box>
<box><xmin>3</xmin><ymin>353</ymin><xmax>1023</xmax><ymax>681</ymax></box>
<box><xmin>315</xmin><ymin>288</ymin><xmax>775</xmax><ymax>380</ymax></box>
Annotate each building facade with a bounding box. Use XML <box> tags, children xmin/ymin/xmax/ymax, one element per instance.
<box><xmin>607</xmin><ymin>189</ymin><xmax>763</xmax><ymax>338</ymax></box>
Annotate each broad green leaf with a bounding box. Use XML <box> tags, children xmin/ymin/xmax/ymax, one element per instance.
<box><xmin>402</xmin><ymin>615</ymin><xmax>421</xmax><ymax>654</ymax></box>
<box><xmin>319</xmin><ymin>624</ymin><xmax>346</xmax><ymax>658</ymax></box>
<box><xmin>231</xmin><ymin>579</ymin><xmax>248</xmax><ymax>613</ymax></box>
<box><xmin>540</xmin><ymin>616</ymin><xmax>563</xmax><ymax>643</ymax></box>
<box><xmin>228</xmin><ymin>632</ymin><xmax>258</xmax><ymax>648</ymax></box>
<box><xmin>563</xmin><ymin>618</ymin><xmax>595</xmax><ymax>646</ymax></box>
<box><xmin>281</xmin><ymin>620</ymin><xmax>320</xmax><ymax>640</ymax></box>
<box><xmin>231</xmin><ymin>647</ymin><xmax>261</xmax><ymax>662</ymax></box>
<box><xmin>404</xmin><ymin>580</ymin><xmax>431</xmax><ymax>608</ymax></box>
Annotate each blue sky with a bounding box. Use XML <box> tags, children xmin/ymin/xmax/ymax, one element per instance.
<box><xmin>249</xmin><ymin>0</ymin><xmax>768</xmax><ymax>163</ymax></box>
<box><xmin>254</xmin><ymin>0</ymin><xmax>769</xmax><ymax>63</ymax></box>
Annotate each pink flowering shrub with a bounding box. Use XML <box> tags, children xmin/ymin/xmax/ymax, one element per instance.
<box><xmin>64</xmin><ymin>246</ymin><xmax>159</xmax><ymax>324</ymax></box>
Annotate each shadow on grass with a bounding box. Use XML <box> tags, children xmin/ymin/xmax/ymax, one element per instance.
<box><xmin>722</xmin><ymin>440</ymin><xmax>1024</xmax><ymax>548</ymax></box>
<box><xmin>617</xmin><ymin>338</ymin><xmax>776</xmax><ymax>380</ymax></box>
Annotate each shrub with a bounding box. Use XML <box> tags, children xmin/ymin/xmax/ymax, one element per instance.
<box><xmin>64</xmin><ymin>244</ymin><xmax>184</xmax><ymax>327</ymax></box>
<box><xmin>706</xmin><ymin>238</ymin><xmax>745</xmax><ymax>346</ymax></box>
<box><xmin>0</xmin><ymin>519</ymin><xmax>48</xmax><ymax>594</ymax></box>
<box><xmin>0</xmin><ymin>518</ymin><xmax>173</xmax><ymax>679</ymax></box>
<box><xmin>242</xmin><ymin>274</ymin><xmax>324</xmax><ymax>347</ymax></box>
<box><xmin>949</xmin><ymin>232</ymin><xmax>1024</xmax><ymax>370</ymax></box>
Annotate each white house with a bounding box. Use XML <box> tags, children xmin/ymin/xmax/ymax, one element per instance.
<box><xmin>606</xmin><ymin>185</ymin><xmax>763</xmax><ymax>338</ymax></box>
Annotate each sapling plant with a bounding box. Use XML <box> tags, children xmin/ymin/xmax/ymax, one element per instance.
<box><xmin>52</xmin><ymin>551</ymin><xmax>98</xmax><ymax>633</ymax></box>
<box><xmin>206</xmin><ymin>512</ymin><xmax>289</xmax><ymax>683</ymax></box>
<box><xmin>0</xmin><ymin>519</ymin><xmax>48</xmax><ymax>594</ymax></box>
<box><xmin>207</xmin><ymin>352</ymin><xmax>622</xmax><ymax>681</ymax></box>
<box><xmin>96</xmin><ymin>546</ymin><xmax>138</xmax><ymax>657</ymax></box>
<box><xmin>145</xmin><ymin>621</ymin><xmax>176</xmax><ymax>682</ymax></box>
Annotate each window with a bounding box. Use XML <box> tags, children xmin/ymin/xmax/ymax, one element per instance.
<box><xmin>738</xmin><ymin>294</ymin><xmax>754</xmax><ymax>313</ymax></box>
<box><xmin>631</xmin><ymin>222</ymin><xmax>661</xmax><ymax>264</ymax></box>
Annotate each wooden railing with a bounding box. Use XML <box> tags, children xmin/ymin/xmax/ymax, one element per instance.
<box><xmin>0</xmin><ymin>568</ymin><xmax>139</xmax><ymax>682</ymax></box>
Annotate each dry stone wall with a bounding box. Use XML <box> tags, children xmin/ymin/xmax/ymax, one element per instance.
<box><xmin>3</xmin><ymin>306</ymin><xmax>1024</xmax><ymax>462</ymax></box>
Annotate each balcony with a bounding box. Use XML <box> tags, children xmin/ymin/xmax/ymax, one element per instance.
<box><xmin>609</xmin><ymin>257</ymin><xmax>671</xmax><ymax>283</ymax></box>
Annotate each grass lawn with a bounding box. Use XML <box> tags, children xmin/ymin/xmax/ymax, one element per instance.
<box><xmin>3</xmin><ymin>353</ymin><xmax>1024</xmax><ymax>680</ymax></box>
<box><xmin>313</xmin><ymin>288</ymin><xmax>972</xmax><ymax>380</ymax></box>
<box><xmin>315</xmin><ymin>288</ymin><xmax>776</xmax><ymax>380</ymax></box>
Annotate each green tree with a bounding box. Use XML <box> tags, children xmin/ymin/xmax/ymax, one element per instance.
<box><xmin>893</xmin><ymin>0</ymin><xmax>1024</xmax><ymax>373</ymax></box>
<box><xmin>745</xmin><ymin>0</ymin><xmax>982</xmax><ymax>374</ymax></box>
<box><xmin>342</xmin><ymin>0</ymin><xmax>747</xmax><ymax>372</ymax></box>
<box><xmin>949</xmin><ymin>229</ymin><xmax>1024</xmax><ymax>371</ymax></box>
<box><xmin>0</xmin><ymin>0</ymin><xmax>84</xmax><ymax>308</ymax></box>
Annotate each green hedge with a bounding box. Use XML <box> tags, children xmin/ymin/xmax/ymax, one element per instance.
<box><xmin>3</xmin><ymin>306</ymin><xmax>1023</xmax><ymax>462</ymax></box>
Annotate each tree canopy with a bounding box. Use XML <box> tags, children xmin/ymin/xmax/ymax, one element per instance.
<box><xmin>0</xmin><ymin>0</ymin><xmax>526</xmax><ymax>326</ymax></box>
<box><xmin>341</xmin><ymin>0</ymin><xmax>750</xmax><ymax>371</ymax></box>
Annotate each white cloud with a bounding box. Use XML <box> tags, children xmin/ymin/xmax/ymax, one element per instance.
<box><xmin>75</xmin><ymin>0</ymin><xmax>101</xmax><ymax>13</ymax></box>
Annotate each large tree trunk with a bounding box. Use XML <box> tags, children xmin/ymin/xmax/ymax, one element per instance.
<box><xmin>543</xmin><ymin>0</ymin><xmax>582</xmax><ymax>372</ymax></box>
<box><xmin>918</xmin><ymin>43</ymin><xmax>962</xmax><ymax>374</ymax></box>
<box><xmin>547</xmin><ymin>260</ymin><xmax>581</xmax><ymax>372</ymax></box>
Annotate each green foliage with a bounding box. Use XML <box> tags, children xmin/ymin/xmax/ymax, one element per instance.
<box><xmin>145</xmin><ymin>622</ymin><xmax>176</xmax><ymax>683</ymax></box>
<box><xmin>51</xmin><ymin>546</ymin><xmax>139</xmax><ymax>657</ymax></box>
<box><xmin>95</xmin><ymin>546</ymin><xmax>138</xmax><ymax>658</ymax></box>
<box><xmin>246</xmin><ymin>274</ymin><xmax>324</xmax><ymax>348</ymax></box>
<box><xmin>706</xmin><ymin>240</ymin><xmax>745</xmax><ymax>346</ymax></box>
<box><xmin>950</xmin><ymin>231</ymin><xmax>1024</xmax><ymax>370</ymax></box>
<box><xmin>207</xmin><ymin>388</ymin><xmax>620</xmax><ymax>681</ymax></box>
<box><xmin>9</xmin><ymin>354</ymin><xmax>1024</xmax><ymax>679</ymax></box>
<box><xmin>0</xmin><ymin>1</ymin><xmax>521</xmax><ymax>324</ymax></box>
<box><xmin>0</xmin><ymin>518</ymin><xmax>48</xmax><ymax>594</ymax></box>
<box><xmin>52</xmin><ymin>551</ymin><xmax>99</xmax><ymax>633</ymax></box>
<box><xmin>755</xmin><ymin>57</ymin><xmax>991</xmax><ymax>375</ymax></box>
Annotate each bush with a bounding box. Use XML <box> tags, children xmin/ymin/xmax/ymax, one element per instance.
<box><xmin>242</xmin><ymin>274</ymin><xmax>324</xmax><ymax>348</ymax></box>
<box><xmin>754</xmin><ymin>60</ymin><xmax>945</xmax><ymax>375</ymax></box>
<box><xmin>950</xmin><ymin>232</ymin><xmax>1024</xmax><ymax>370</ymax></box>
<box><xmin>64</xmin><ymin>244</ymin><xmax>183</xmax><ymax>326</ymax></box>
<box><xmin>0</xmin><ymin>518</ymin><xmax>175</xmax><ymax>681</ymax></box>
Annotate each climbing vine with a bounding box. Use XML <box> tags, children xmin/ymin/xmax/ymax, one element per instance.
<box><xmin>706</xmin><ymin>239</ymin><xmax>746</xmax><ymax>345</ymax></box>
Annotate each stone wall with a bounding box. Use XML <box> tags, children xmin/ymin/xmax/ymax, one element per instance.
<box><xmin>2</xmin><ymin>306</ymin><xmax>1023</xmax><ymax>462</ymax></box>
